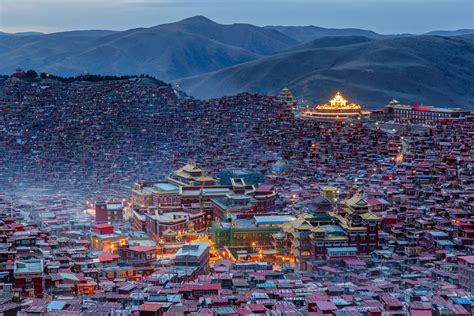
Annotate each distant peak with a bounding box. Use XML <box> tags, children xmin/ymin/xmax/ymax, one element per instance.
<box><xmin>180</xmin><ymin>15</ymin><xmax>215</xmax><ymax>24</ymax></box>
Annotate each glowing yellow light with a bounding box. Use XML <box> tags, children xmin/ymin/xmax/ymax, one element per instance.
<box><xmin>314</xmin><ymin>92</ymin><xmax>362</xmax><ymax>112</ymax></box>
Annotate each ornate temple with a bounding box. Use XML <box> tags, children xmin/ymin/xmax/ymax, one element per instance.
<box><xmin>278</xmin><ymin>87</ymin><xmax>297</xmax><ymax>111</ymax></box>
<box><xmin>300</xmin><ymin>92</ymin><xmax>369</xmax><ymax>121</ymax></box>
<box><xmin>274</xmin><ymin>190</ymin><xmax>381</xmax><ymax>271</ymax></box>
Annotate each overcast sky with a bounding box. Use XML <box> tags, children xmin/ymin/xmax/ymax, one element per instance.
<box><xmin>0</xmin><ymin>0</ymin><xmax>473</xmax><ymax>34</ymax></box>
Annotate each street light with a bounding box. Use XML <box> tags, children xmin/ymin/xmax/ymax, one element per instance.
<box><xmin>158</xmin><ymin>239</ymin><xmax>165</xmax><ymax>259</ymax></box>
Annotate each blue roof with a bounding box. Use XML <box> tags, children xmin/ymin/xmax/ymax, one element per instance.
<box><xmin>322</xmin><ymin>225</ymin><xmax>345</xmax><ymax>234</ymax></box>
<box><xmin>429</xmin><ymin>231</ymin><xmax>448</xmax><ymax>237</ymax></box>
<box><xmin>233</xmin><ymin>169</ymin><xmax>252</xmax><ymax>175</ymax></box>
<box><xmin>327</xmin><ymin>247</ymin><xmax>357</xmax><ymax>253</ymax></box>
<box><xmin>254</xmin><ymin>215</ymin><xmax>295</xmax><ymax>225</ymax></box>
<box><xmin>175</xmin><ymin>242</ymin><xmax>208</xmax><ymax>258</ymax></box>
<box><xmin>153</xmin><ymin>183</ymin><xmax>179</xmax><ymax>192</ymax></box>
<box><xmin>256</xmin><ymin>281</ymin><xmax>276</xmax><ymax>289</ymax></box>
<box><xmin>202</xmin><ymin>188</ymin><xmax>231</xmax><ymax>194</ymax></box>
<box><xmin>47</xmin><ymin>301</ymin><xmax>67</xmax><ymax>311</ymax></box>
<box><xmin>451</xmin><ymin>297</ymin><xmax>471</xmax><ymax>304</ymax></box>
<box><xmin>436</xmin><ymin>240</ymin><xmax>453</xmax><ymax>246</ymax></box>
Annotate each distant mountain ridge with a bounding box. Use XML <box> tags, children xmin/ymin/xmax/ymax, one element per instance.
<box><xmin>0</xmin><ymin>16</ymin><xmax>298</xmax><ymax>80</ymax></box>
<box><xmin>157</xmin><ymin>16</ymin><xmax>298</xmax><ymax>55</ymax></box>
<box><xmin>0</xmin><ymin>16</ymin><xmax>473</xmax><ymax>107</ymax></box>
<box><xmin>0</xmin><ymin>31</ymin><xmax>44</xmax><ymax>37</ymax></box>
<box><xmin>278</xmin><ymin>36</ymin><xmax>375</xmax><ymax>53</ymax></box>
<box><xmin>424</xmin><ymin>29</ymin><xmax>474</xmax><ymax>36</ymax></box>
<box><xmin>265</xmin><ymin>25</ymin><xmax>385</xmax><ymax>42</ymax></box>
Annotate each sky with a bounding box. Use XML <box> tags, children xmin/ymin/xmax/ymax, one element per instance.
<box><xmin>0</xmin><ymin>0</ymin><xmax>473</xmax><ymax>34</ymax></box>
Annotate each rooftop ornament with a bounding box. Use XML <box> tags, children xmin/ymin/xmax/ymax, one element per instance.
<box><xmin>315</xmin><ymin>92</ymin><xmax>362</xmax><ymax>112</ymax></box>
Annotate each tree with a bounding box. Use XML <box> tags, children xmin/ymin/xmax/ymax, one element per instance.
<box><xmin>25</xmin><ymin>70</ymin><xmax>38</xmax><ymax>78</ymax></box>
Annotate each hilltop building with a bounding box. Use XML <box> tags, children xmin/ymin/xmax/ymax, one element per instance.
<box><xmin>383</xmin><ymin>99</ymin><xmax>472</xmax><ymax>125</ymax></box>
<box><xmin>278</xmin><ymin>87</ymin><xmax>297</xmax><ymax>111</ymax></box>
<box><xmin>301</xmin><ymin>92</ymin><xmax>369</xmax><ymax>121</ymax></box>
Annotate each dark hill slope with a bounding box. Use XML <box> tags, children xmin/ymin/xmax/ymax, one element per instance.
<box><xmin>425</xmin><ymin>29</ymin><xmax>474</xmax><ymax>36</ymax></box>
<box><xmin>176</xmin><ymin>35</ymin><xmax>474</xmax><ymax>108</ymax></box>
<box><xmin>278</xmin><ymin>36</ymin><xmax>375</xmax><ymax>53</ymax></box>
<box><xmin>266</xmin><ymin>25</ymin><xmax>384</xmax><ymax>42</ymax></box>
<box><xmin>37</xmin><ymin>28</ymin><xmax>261</xmax><ymax>80</ymax></box>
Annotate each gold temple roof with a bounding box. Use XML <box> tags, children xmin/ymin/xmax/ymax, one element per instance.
<box><xmin>344</xmin><ymin>191</ymin><xmax>369</xmax><ymax>209</ymax></box>
<box><xmin>181</xmin><ymin>163</ymin><xmax>201</xmax><ymax>172</ymax></box>
<box><xmin>315</xmin><ymin>92</ymin><xmax>362</xmax><ymax>112</ymax></box>
<box><xmin>173</xmin><ymin>163</ymin><xmax>215</xmax><ymax>182</ymax></box>
<box><xmin>282</xmin><ymin>213</ymin><xmax>312</xmax><ymax>231</ymax></box>
<box><xmin>360</xmin><ymin>212</ymin><xmax>382</xmax><ymax>221</ymax></box>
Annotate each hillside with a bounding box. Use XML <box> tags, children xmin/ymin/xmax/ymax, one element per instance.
<box><xmin>1</xmin><ymin>16</ymin><xmax>473</xmax><ymax>97</ymax></box>
<box><xmin>266</xmin><ymin>25</ymin><xmax>384</xmax><ymax>42</ymax></box>
<box><xmin>157</xmin><ymin>16</ymin><xmax>298</xmax><ymax>55</ymax></box>
<box><xmin>278</xmin><ymin>36</ymin><xmax>375</xmax><ymax>53</ymax></box>
<box><xmin>424</xmin><ymin>29</ymin><xmax>474</xmax><ymax>36</ymax></box>
<box><xmin>0</xmin><ymin>16</ymin><xmax>297</xmax><ymax>80</ymax></box>
<box><xmin>176</xmin><ymin>35</ymin><xmax>474</xmax><ymax>108</ymax></box>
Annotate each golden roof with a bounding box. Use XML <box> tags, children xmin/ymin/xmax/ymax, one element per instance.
<box><xmin>173</xmin><ymin>163</ymin><xmax>215</xmax><ymax>182</ymax></box>
<box><xmin>290</xmin><ymin>214</ymin><xmax>313</xmax><ymax>229</ymax></box>
<box><xmin>282</xmin><ymin>213</ymin><xmax>329</xmax><ymax>234</ymax></box>
<box><xmin>180</xmin><ymin>163</ymin><xmax>202</xmax><ymax>173</ymax></box>
<box><xmin>298</xmin><ymin>223</ymin><xmax>314</xmax><ymax>231</ymax></box>
<box><xmin>330</xmin><ymin>212</ymin><xmax>367</xmax><ymax>231</ymax></box>
<box><xmin>344</xmin><ymin>191</ymin><xmax>368</xmax><ymax>209</ymax></box>
<box><xmin>311</xmin><ymin>225</ymin><xmax>326</xmax><ymax>233</ymax></box>
<box><xmin>325</xmin><ymin>235</ymin><xmax>348</xmax><ymax>241</ymax></box>
<box><xmin>360</xmin><ymin>212</ymin><xmax>382</xmax><ymax>221</ymax></box>
<box><xmin>315</xmin><ymin>92</ymin><xmax>362</xmax><ymax>112</ymax></box>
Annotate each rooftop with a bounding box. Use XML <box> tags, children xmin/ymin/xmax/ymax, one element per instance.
<box><xmin>175</xmin><ymin>242</ymin><xmax>208</xmax><ymax>258</ymax></box>
<box><xmin>153</xmin><ymin>183</ymin><xmax>179</xmax><ymax>193</ymax></box>
<box><xmin>254</xmin><ymin>215</ymin><xmax>296</xmax><ymax>226</ymax></box>
<box><xmin>14</xmin><ymin>259</ymin><xmax>44</xmax><ymax>274</ymax></box>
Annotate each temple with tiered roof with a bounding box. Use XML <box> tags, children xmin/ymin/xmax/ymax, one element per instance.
<box><xmin>278</xmin><ymin>87</ymin><xmax>297</xmax><ymax>111</ymax></box>
<box><xmin>274</xmin><ymin>190</ymin><xmax>381</xmax><ymax>270</ymax></box>
<box><xmin>301</xmin><ymin>92</ymin><xmax>369</xmax><ymax>121</ymax></box>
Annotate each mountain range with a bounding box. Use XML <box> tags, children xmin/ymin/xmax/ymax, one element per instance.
<box><xmin>177</xmin><ymin>35</ymin><xmax>474</xmax><ymax>108</ymax></box>
<box><xmin>1</xmin><ymin>16</ymin><xmax>473</xmax><ymax>108</ymax></box>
